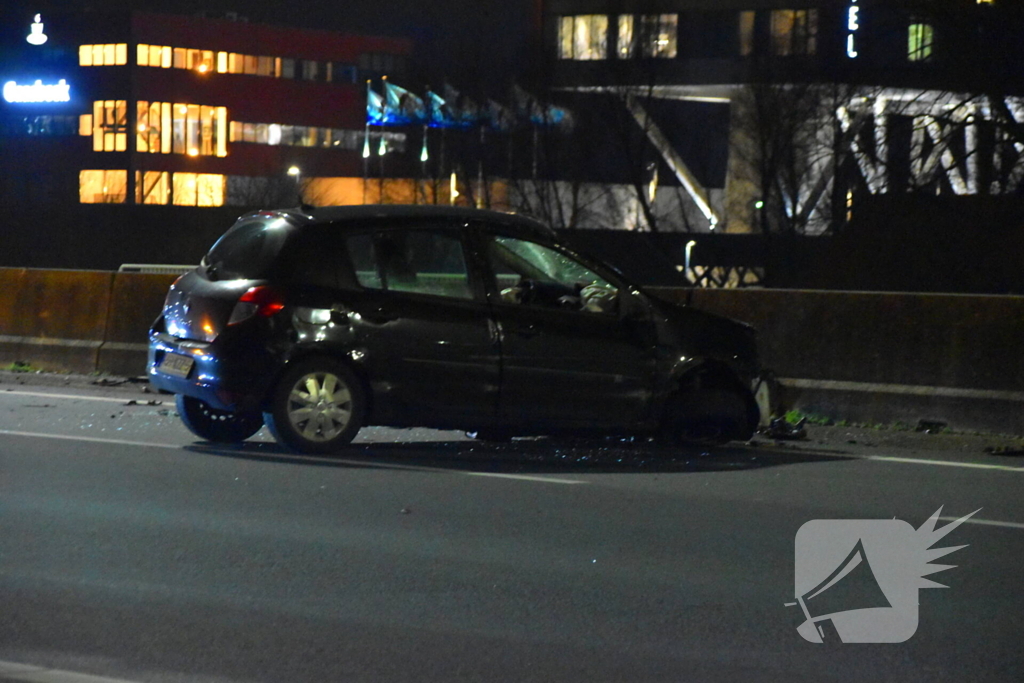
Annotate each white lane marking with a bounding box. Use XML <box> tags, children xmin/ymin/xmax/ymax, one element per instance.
<box><xmin>802</xmin><ymin>449</ymin><xmax>1024</xmax><ymax>473</ymax></box>
<box><xmin>0</xmin><ymin>429</ymin><xmax>182</xmax><ymax>450</ymax></box>
<box><xmin>0</xmin><ymin>389</ymin><xmax>140</xmax><ymax>404</ymax></box>
<box><xmin>0</xmin><ymin>430</ymin><xmax>587</xmax><ymax>485</ymax></box>
<box><xmin>449</xmin><ymin>470</ymin><xmax>586</xmax><ymax>485</ymax></box>
<box><xmin>940</xmin><ymin>516</ymin><xmax>1024</xmax><ymax>531</ymax></box>
<box><xmin>0</xmin><ymin>659</ymin><xmax>143</xmax><ymax>683</ymax></box>
<box><xmin>860</xmin><ymin>454</ymin><xmax>1024</xmax><ymax>473</ymax></box>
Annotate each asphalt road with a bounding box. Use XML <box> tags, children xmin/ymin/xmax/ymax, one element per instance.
<box><xmin>1</xmin><ymin>378</ymin><xmax>1022</xmax><ymax>683</ymax></box>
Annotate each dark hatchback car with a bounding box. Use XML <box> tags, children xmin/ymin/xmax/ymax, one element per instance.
<box><xmin>149</xmin><ymin>205</ymin><xmax>762</xmax><ymax>454</ymax></box>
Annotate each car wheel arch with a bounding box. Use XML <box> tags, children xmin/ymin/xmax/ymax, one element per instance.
<box><xmin>662</xmin><ymin>359</ymin><xmax>760</xmax><ymax>440</ymax></box>
<box><xmin>262</xmin><ymin>348</ymin><xmax>375</xmax><ymax>420</ymax></box>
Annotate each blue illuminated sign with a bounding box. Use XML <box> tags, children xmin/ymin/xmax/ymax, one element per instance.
<box><xmin>2</xmin><ymin>79</ymin><xmax>71</xmax><ymax>103</ymax></box>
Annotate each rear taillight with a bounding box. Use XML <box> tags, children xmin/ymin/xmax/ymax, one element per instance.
<box><xmin>228</xmin><ymin>286</ymin><xmax>286</xmax><ymax>325</ymax></box>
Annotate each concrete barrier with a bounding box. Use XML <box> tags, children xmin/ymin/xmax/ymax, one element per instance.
<box><xmin>1</xmin><ymin>268</ymin><xmax>1021</xmax><ymax>435</ymax></box>
<box><xmin>651</xmin><ymin>287</ymin><xmax>1024</xmax><ymax>435</ymax></box>
<box><xmin>97</xmin><ymin>272</ymin><xmax>179</xmax><ymax>377</ymax></box>
<box><xmin>0</xmin><ymin>268</ymin><xmax>115</xmax><ymax>373</ymax></box>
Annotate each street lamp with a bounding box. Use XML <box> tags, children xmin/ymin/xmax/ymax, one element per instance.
<box><xmin>685</xmin><ymin>240</ymin><xmax>697</xmax><ymax>283</ymax></box>
<box><xmin>287</xmin><ymin>166</ymin><xmax>302</xmax><ymax>203</ymax></box>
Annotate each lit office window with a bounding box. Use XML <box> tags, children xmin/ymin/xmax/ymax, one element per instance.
<box><xmin>172</xmin><ymin>173</ymin><xmax>225</xmax><ymax>207</ymax></box>
<box><xmin>89</xmin><ymin>100</ymin><xmax>127</xmax><ymax>152</ymax></box>
<box><xmin>230</xmin><ymin>120</ymin><xmax>391</xmax><ymax>152</ymax></box>
<box><xmin>640</xmin><ymin>14</ymin><xmax>678</xmax><ymax>58</ymax></box>
<box><xmin>136</xmin><ymin>102</ymin><xmax>226</xmax><ymax>157</ymax></box>
<box><xmin>908</xmin><ymin>22</ymin><xmax>934</xmax><ymax>61</ymax></box>
<box><xmin>136</xmin><ymin>171</ymin><xmax>170</xmax><ymax>205</ymax></box>
<box><xmin>770</xmin><ymin>9</ymin><xmax>818</xmax><ymax>55</ymax></box>
<box><xmin>558</xmin><ymin>15</ymin><xmax>608</xmax><ymax>60</ymax></box>
<box><xmin>79</xmin><ymin>44</ymin><xmax>128</xmax><ymax>66</ymax></box>
<box><xmin>739</xmin><ymin>11</ymin><xmax>755</xmax><ymax>56</ymax></box>
<box><xmin>617</xmin><ymin>16</ymin><xmax>635</xmax><ymax>58</ymax></box>
<box><xmin>137</xmin><ymin>44</ymin><xmax>172</xmax><ymax>67</ymax></box>
<box><xmin>79</xmin><ymin>170</ymin><xmax>127</xmax><ymax>204</ymax></box>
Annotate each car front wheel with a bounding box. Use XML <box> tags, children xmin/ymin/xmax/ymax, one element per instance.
<box><xmin>263</xmin><ymin>358</ymin><xmax>365</xmax><ymax>454</ymax></box>
<box><xmin>660</xmin><ymin>388</ymin><xmax>755</xmax><ymax>446</ymax></box>
<box><xmin>176</xmin><ymin>394</ymin><xmax>264</xmax><ymax>443</ymax></box>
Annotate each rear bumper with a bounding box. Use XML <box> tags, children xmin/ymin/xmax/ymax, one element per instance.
<box><xmin>148</xmin><ymin>332</ymin><xmax>277</xmax><ymax>412</ymax></box>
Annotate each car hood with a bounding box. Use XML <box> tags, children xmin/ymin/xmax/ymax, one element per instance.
<box><xmin>646</xmin><ymin>294</ymin><xmax>760</xmax><ymax>376</ymax></box>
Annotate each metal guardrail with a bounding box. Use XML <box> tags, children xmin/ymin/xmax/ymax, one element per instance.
<box><xmin>118</xmin><ymin>264</ymin><xmax>196</xmax><ymax>275</ymax></box>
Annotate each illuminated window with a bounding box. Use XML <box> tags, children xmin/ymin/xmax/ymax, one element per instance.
<box><xmin>908</xmin><ymin>21</ymin><xmax>934</xmax><ymax>62</ymax></box>
<box><xmin>558</xmin><ymin>15</ymin><xmax>608</xmax><ymax>60</ymax></box>
<box><xmin>79</xmin><ymin>170</ymin><xmax>127</xmax><ymax>203</ymax></box>
<box><xmin>89</xmin><ymin>100</ymin><xmax>127</xmax><ymax>152</ymax></box>
<box><xmin>770</xmin><ymin>9</ymin><xmax>818</xmax><ymax>55</ymax></box>
<box><xmin>135</xmin><ymin>102</ymin><xmax>226</xmax><ymax>157</ymax></box>
<box><xmin>231</xmin><ymin>120</ymin><xmax>382</xmax><ymax>152</ymax></box>
<box><xmin>217</xmin><ymin>52</ymin><xmax>228</xmax><ymax>73</ymax></box>
<box><xmin>172</xmin><ymin>173</ymin><xmax>225</xmax><ymax>207</ymax></box>
<box><xmin>79</xmin><ymin>114</ymin><xmax>92</xmax><ymax>137</ymax></box>
<box><xmin>136</xmin><ymin>171</ymin><xmax>170</xmax><ymax>205</ymax></box>
<box><xmin>79</xmin><ymin>44</ymin><xmax>128</xmax><ymax>66</ymax></box>
<box><xmin>640</xmin><ymin>14</ymin><xmax>678</xmax><ymax>58</ymax></box>
<box><xmin>617</xmin><ymin>16</ymin><xmax>635</xmax><ymax>59</ymax></box>
<box><xmin>739</xmin><ymin>11</ymin><xmax>755</xmax><ymax>56</ymax></box>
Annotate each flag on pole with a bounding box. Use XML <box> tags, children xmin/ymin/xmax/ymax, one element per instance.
<box><xmin>486</xmin><ymin>99</ymin><xmax>515</xmax><ymax>132</ymax></box>
<box><xmin>443</xmin><ymin>84</ymin><xmax>481</xmax><ymax>128</ymax></box>
<box><xmin>384</xmin><ymin>82</ymin><xmax>427</xmax><ymax>125</ymax></box>
<box><xmin>366</xmin><ymin>83</ymin><xmax>385</xmax><ymax>125</ymax></box>
<box><xmin>512</xmin><ymin>85</ymin><xmax>573</xmax><ymax>128</ymax></box>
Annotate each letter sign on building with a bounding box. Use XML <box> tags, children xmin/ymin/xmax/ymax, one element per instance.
<box><xmin>847</xmin><ymin>1</ymin><xmax>860</xmax><ymax>58</ymax></box>
<box><xmin>2</xmin><ymin>79</ymin><xmax>71</xmax><ymax>103</ymax></box>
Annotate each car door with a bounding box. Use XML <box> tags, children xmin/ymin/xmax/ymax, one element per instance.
<box><xmin>476</xmin><ymin>230</ymin><xmax>656</xmax><ymax>429</ymax></box>
<box><xmin>338</xmin><ymin>222</ymin><xmax>500</xmax><ymax>425</ymax></box>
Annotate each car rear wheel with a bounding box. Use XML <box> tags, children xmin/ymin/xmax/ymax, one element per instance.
<box><xmin>263</xmin><ymin>358</ymin><xmax>365</xmax><ymax>454</ymax></box>
<box><xmin>176</xmin><ymin>394</ymin><xmax>264</xmax><ymax>443</ymax></box>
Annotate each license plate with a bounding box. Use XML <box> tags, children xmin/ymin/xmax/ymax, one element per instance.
<box><xmin>158</xmin><ymin>353</ymin><xmax>194</xmax><ymax>378</ymax></box>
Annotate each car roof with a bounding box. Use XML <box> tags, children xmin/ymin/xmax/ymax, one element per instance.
<box><xmin>251</xmin><ymin>204</ymin><xmax>557</xmax><ymax>241</ymax></box>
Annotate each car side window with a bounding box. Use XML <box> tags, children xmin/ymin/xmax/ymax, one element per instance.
<box><xmin>484</xmin><ymin>235</ymin><xmax>619</xmax><ymax>315</ymax></box>
<box><xmin>348</xmin><ymin>229</ymin><xmax>473</xmax><ymax>300</ymax></box>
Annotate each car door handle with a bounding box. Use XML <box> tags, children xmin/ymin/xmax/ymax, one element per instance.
<box><xmin>359</xmin><ymin>308</ymin><xmax>399</xmax><ymax>325</ymax></box>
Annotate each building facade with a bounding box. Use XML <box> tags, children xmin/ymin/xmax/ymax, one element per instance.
<box><xmin>541</xmin><ymin>0</ymin><xmax>1023</xmax><ymax>234</ymax></box>
<box><xmin>0</xmin><ymin>10</ymin><xmax>413</xmax><ymax>215</ymax></box>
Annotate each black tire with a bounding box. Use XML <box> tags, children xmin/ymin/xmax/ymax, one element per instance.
<box><xmin>263</xmin><ymin>358</ymin><xmax>365</xmax><ymax>454</ymax></box>
<box><xmin>660</xmin><ymin>388</ymin><xmax>756</xmax><ymax>446</ymax></box>
<box><xmin>176</xmin><ymin>394</ymin><xmax>264</xmax><ymax>443</ymax></box>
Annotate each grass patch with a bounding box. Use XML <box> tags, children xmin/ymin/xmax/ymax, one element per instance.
<box><xmin>4</xmin><ymin>361</ymin><xmax>34</xmax><ymax>373</ymax></box>
<box><xmin>784</xmin><ymin>410</ymin><xmax>834</xmax><ymax>426</ymax></box>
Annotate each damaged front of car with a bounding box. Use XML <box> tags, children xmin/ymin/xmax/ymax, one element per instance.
<box><xmin>643</xmin><ymin>293</ymin><xmax>764</xmax><ymax>444</ymax></box>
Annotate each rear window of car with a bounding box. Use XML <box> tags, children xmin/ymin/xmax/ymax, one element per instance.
<box><xmin>202</xmin><ymin>218</ymin><xmax>292</xmax><ymax>280</ymax></box>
